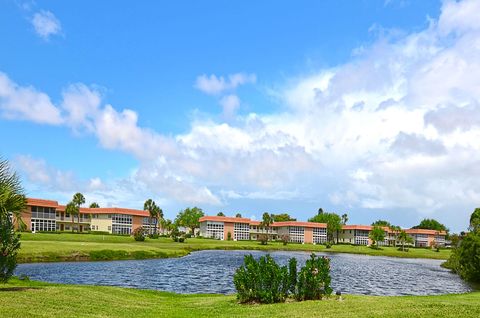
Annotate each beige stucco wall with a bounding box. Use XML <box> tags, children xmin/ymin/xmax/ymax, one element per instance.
<box><xmin>338</xmin><ymin>229</ymin><xmax>355</xmax><ymax>244</ymax></box>
<box><xmin>90</xmin><ymin>215</ymin><xmax>113</xmax><ymax>233</ymax></box>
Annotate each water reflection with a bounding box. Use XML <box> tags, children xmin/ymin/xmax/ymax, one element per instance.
<box><xmin>16</xmin><ymin>250</ymin><xmax>472</xmax><ymax>295</ymax></box>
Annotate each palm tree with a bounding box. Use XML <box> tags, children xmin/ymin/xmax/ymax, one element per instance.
<box><xmin>398</xmin><ymin>230</ymin><xmax>413</xmax><ymax>251</ymax></box>
<box><xmin>261</xmin><ymin>212</ymin><xmax>273</xmax><ymax>240</ymax></box>
<box><xmin>65</xmin><ymin>201</ymin><xmax>78</xmax><ymax>233</ymax></box>
<box><xmin>89</xmin><ymin>202</ymin><xmax>99</xmax><ymax>208</ymax></box>
<box><xmin>235</xmin><ymin>213</ymin><xmax>242</xmax><ymax>218</ymax></box>
<box><xmin>217</xmin><ymin>212</ymin><xmax>225</xmax><ymax>216</ymax></box>
<box><xmin>0</xmin><ymin>158</ymin><xmax>27</xmax><ymax>230</ymax></box>
<box><xmin>341</xmin><ymin>213</ymin><xmax>348</xmax><ymax>225</ymax></box>
<box><xmin>389</xmin><ymin>225</ymin><xmax>401</xmax><ymax>247</ymax></box>
<box><xmin>144</xmin><ymin>199</ymin><xmax>162</xmax><ymax>235</ymax></box>
<box><xmin>72</xmin><ymin>193</ymin><xmax>85</xmax><ymax>232</ymax></box>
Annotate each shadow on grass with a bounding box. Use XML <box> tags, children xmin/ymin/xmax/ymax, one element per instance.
<box><xmin>0</xmin><ymin>287</ymin><xmax>42</xmax><ymax>292</ymax></box>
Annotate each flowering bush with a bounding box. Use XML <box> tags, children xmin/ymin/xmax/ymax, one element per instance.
<box><xmin>132</xmin><ymin>227</ymin><xmax>146</xmax><ymax>241</ymax></box>
<box><xmin>294</xmin><ymin>254</ymin><xmax>333</xmax><ymax>301</ymax></box>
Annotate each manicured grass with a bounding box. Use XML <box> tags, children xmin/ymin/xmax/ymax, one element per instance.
<box><xmin>18</xmin><ymin>233</ymin><xmax>451</xmax><ymax>263</ymax></box>
<box><xmin>0</xmin><ymin>279</ymin><xmax>478</xmax><ymax>318</ymax></box>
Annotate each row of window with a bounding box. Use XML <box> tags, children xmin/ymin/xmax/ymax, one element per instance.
<box><xmin>112</xmin><ymin>214</ymin><xmax>132</xmax><ymax>225</ymax></box>
<box><xmin>31</xmin><ymin>206</ymin><xmax>56</xmax><ymax>220</ymax></box>
<box><xmin>234</xmin><ymin>223</ymin><xmax>250</xmax><ymax>240</ymax></box>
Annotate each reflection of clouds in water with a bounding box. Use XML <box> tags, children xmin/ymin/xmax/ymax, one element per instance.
<box><xmin>16</xmin><ymin>250</ymin><xmax>472</xmax><ymax>296</ymax></box>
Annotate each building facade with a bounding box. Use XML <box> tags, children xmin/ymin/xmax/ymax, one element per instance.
<box><xmin>19</xmin><ymin>198</ymin><xmax>157</xmax><ymax>235</ymax></box>
<box><xmin>199</xmin><ymin>215</ymin><xmax>447</xmax><ymax>247</ymax></box>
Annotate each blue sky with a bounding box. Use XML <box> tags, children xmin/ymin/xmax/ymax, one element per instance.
<box><xmin>1</xmin><ymin>0</ymin><xmax>479</xmax><ymax>232</ymax></box>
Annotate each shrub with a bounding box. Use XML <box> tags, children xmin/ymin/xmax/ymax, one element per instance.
<box><xmin>90</xmin><ymin>231</ymin><xmax>111</xmax><ymax>235</ymax></box>
<box><xmin>280</xmin><ymin>234</ymin><xmax>289</xmax><ymax>246</ymax></box>
<box><xmin>148</xmin><ymin>233</ymin><xmax>160</xmax><ymax>239</ymax></box>
<box><xmin>325</xmin><ymin>242</ymin><xmax>332</xmax><ymax>249</ymax></box>
<box><xmin>227</xmin><ymin>231</ymin><xmax>232</xmax><ymax>241</ymax></box>
<box><xmin>288</xmin><ymin>257</ymin><xmax>297</xmax><ymax>294</ymax></box>
<box><xmin>185</xmin><ymin>233</ymin><xmax>192</xmax><ymax>239</ymax></box>
<box><xmin>178</xmin><ymin>237</ymin><xmax>185</xmax><ymax>243</ymax></box>
<box><xmin>258</xmin><ymin>234</ymin><xmax>268</xmax><ymax>245</ymax></box>
<box><xmin>132</xmin><ymin>227</ymin><xmax>146</xmax><ymax>242</ymax></box>
<box><xmin>233</xmin><ymin>254</ymin><xmax>290</xmax><ymax>304</ymax></box>
<box><xmin>294</xmin><ymin>254</ymin><xmax>333</xmax><ymax>301</ymax></box>
<box><xmin>0</xmin><ymin>213</ymin><xmax>21</xmax><ymax>283</ymax></box>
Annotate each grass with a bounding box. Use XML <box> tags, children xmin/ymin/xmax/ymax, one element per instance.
<box><xmin>18</xmin><ymin>232</ymin><xmax>452</xmax><ymax>263</ymax></box>
<box><xmin>0</xmin><ymin>278</ymin><xmax>479</xmax><ymax>318</ymax></box>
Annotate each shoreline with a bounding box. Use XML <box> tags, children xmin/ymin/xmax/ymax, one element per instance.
<box><xmin>17</xmin><ymin>234</ymin><xmax>451</xmax><ymax>264</ymax></box>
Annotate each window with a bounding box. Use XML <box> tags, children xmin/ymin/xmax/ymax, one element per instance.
<box><xmin>234</xmin><ymin>223</ymin><xmax>250</xmax><ymax>240</ymax></box>
<box><xmin>108</xmin><ymin>226</ymin><xmax>111</xmax><ymax>231</ymax></box>
<box><xmin>355</xmin><ymin>230</ymin><xmax>370</xmax><ymax>245</ymax></box>
<box><xmin>206</xmin><ymin>222</ymin><xmax>224</xmax><ymax>240</ymax></box>
<box><xmin>30</xmin><ymin>206</ymin><xmax>56</xmax><ymax>232</ymax></box>
<box><xmin>111</xmin><ymin>214</ymin><xmax>132</xmax><ymax>234</ymax></box>
<box><xmin>313</xmin><ymin>227</ymin><xmax>327</xmax><ymax>244</ymax></box>
<box><xmin>289</xmin><ymin>226</ymin><xmax>305</xmax><ymax>243</ymax></box>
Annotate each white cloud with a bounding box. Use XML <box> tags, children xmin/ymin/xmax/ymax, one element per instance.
<box><xmin>0</xmin><ymin>72</ymin><xmax>63</xmax><ymax>124</ymax></box>
<box><xmin>3</xmin><ymin>0</ymin><xmax>480</xmax><ymax>230</ymax></box>
<box><xmin>31</xmin><ymin>10</ymin><xmax>62</xmax><ymax>40</ymax></box>
<box><xmin>219</xmin><ymin>94</ymin><xmax>240</xmax><ymax>118</ymax></box>
<box><xmin>194</xmin><ymin>73</ymin><xmax>256</xmax><ymax>95</ymax></box>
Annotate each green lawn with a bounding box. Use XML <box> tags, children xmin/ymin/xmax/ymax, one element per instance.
<box><xmin>18</xmin><ymin>232</ymin><xmax>451</xmax><ymax>263</ymax></box>
<box><xmin>0</xmin><ymin>279</ymin><xmax>478</xmax><ymax>318</ymax></box>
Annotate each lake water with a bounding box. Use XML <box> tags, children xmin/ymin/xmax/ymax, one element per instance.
<box><xmin>15</xmin><ymin>250</ymin><xmax>473</xmax><ymax>296</ymax></box>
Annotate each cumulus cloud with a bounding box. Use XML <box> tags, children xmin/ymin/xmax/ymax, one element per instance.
<box><xmin>219</xmin><ymin>94</ymin><xmax>240</xmax><ymax>118</ymax></box>
<box><xmin>194</xmin><ymin>73</ymin><xmax>256</xmax><ymax>95</ymax></box>
<box><xmin>0</xmin><ymin>72</ymin><xmax>63</xmax><ymax>124</ymax></box>
<box><xmin>31</xmin><ymin>10</ymin><xmax>62</xmax><ymax>40</ymax></box>
<box><xmin>3</xmin><ymin>0</ymin><xmax>480</xmax><ymax>230</ymax></box>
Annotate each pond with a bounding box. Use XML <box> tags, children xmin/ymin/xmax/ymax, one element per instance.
<box><xmin>15</xmin><ymin>250</ymin><xmax>473</xmax><ymax>296</ymax></box>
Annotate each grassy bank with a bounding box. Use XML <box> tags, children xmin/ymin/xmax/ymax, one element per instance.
<box><xmin>18</xmin><ymin>233</ymin><xmax>451</xmax><ymax>263</ymax></box>
<box><xmin>0</xmin><ymin>279</ymin><xmax>478</xmax><ymax>318</ymax></box>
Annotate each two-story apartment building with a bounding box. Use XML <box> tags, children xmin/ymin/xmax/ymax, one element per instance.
<box><xmin>198</xmin><ymin>215</ymin><xmax>447</xmax><ymax>247</ymax></box>
<box><xmin>19</xmin><ymin>198</ymin><xmax>157</xmax><ymax>235</ymax></box>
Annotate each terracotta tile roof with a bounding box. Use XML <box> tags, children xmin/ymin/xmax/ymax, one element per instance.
<box><xmin>27</xmin><ymin>197</ymin><xmax>149</xmax><ymax>217</ymax></box>
<box><xmin>272</xmin><ymin>221</ymin><xmax>327</xmax><ymax>228</ymax></box>
<box><xmin>406</xmin><ymin>228</ymin><xmax>447</xmax><ymax>236</ymax></box>
<box><xmin>199</xmin><ymin>216</ymin><xmax>251</xmax><ymax>224</ymax></box>
<box><xmin>342</xmin><ymin>225</ymin><xmax>373</xmax><ymax>231</ymax></box>
<box><xmin>27</xmin><ymin>198</ymin><xmax>59</xmax><ymax>208</ymax></box>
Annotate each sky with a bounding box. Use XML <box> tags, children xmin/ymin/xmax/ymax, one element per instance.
<box><xmin>1</xmin><ymin>0</ymin><xmax>479</xmax><ymax>232</ymax></box>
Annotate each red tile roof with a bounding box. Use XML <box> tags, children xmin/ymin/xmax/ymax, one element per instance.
<box><xmin>342</xmin><ymin>225</ymin><xmax>373</xmax><ymax>231</ymax></box>
<box><xmin>272</xmin><ymin>221</ymin><xmax>327</xmax><ymax>228</ymax></box>
<box><xmin>27</xmin><ymin>198</ymin><xmax>59</xmax><ymax>208</ymax></box>
<box><xmin>27</xmin><ymin>198</ymin><xmax>149</xmax><ymax>217</ymax></box>
<box><xmin>406</xmin><ymin>228</ymin><xmax>447</xmax><ymax>236</ymax></box>
<box><xmin>199</xmin><ymin>216</ymin><xmax>251</xmax><ymax>224</ymax></box>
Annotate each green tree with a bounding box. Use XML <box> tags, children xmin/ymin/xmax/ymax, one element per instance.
<box><xmin>217</xmin><ymin>212</ymin><xmax>225</xmax><ymax>217</ymax></box>
<box><xmin>65</xmin><ymin>201</ymin><xmax>79</xmax><ymax>233</ymax></box>
<box><xmin>469</xmin><ymin>208</ymin><xmax>480</xmax><ymax>232</ymax></box>
<box><xmin>175</xmin><ymin>207</ymin><xmax>204</xmax><ymax>235</ymax></box>
<box><xmin>317</xmin><ymin>208</ymin><xmax>324</xmax><ymax>215</ymax></box>
<box><xmin>144</xmin><ymin>199</ymin><xmax>163</xmax><ymax>234</ymax></box>
<box><xmin>369</xmin><ymin>226</ymin><xmax>386</xmax><ymax>249</ymax></box>
<box><xmin>272</xmin><ymin>213</ymin><xmax>296</xmax><ymax>222</ymax></box>
<box><xmin>72</xmin><ymin>193</ymin><xmax>85</xmax><ymax>233</ymax></box>
<box><xmin>341</xmin><ymin>213</ymin><xmax>348</xmax><ymax>225</ymax></box>
<box><xmin>453</xmin><ymin>232</ymin><xmax>480</xmax><ymax>283</ymax></box>
<box><xmin>397</xmin><ymin>230</ymin><xmax>413</xmax><ymax>251</ymax></box>
<box><xmin>371</xmin><ymin>220</ymin><xmax>391</xmax><ymax>227</ymax></box>
<box><xmin>309</xmin><ymin>212</ymin><xmax>342</xmax><ymax>244</ymax></box>
<box><xmin>261</xmin><ymin>212</ymin><xmax>273</xmax><ymax>242</ymax></box>
<box><xmin>413</xmin><ymin>218</ymin><xmax>448</xmax><ymax>232</ymax></box>
<box><xmin>0</xmin><ymin>158</ymin><xmax>26</xmax><ymax>283</ymax></box>
<box><xmin>235</xmin><ymin>213</ymin><xmax>242</xmax><ymax>218</ymax></box>
<box><xmin>89</xmin><ymin>202</ymin><xmax>99</xmax><ymax>208</ymax></box>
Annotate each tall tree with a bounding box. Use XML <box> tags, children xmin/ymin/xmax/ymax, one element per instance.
<box><xmin>369</xmin><ymin>226</ymin><xmax>386</xmax><ymax>249</ymax></box>
<box><xmin>272</xmin><ymin>213</ymin><xmax>296</xmax><ymax>222</ymax></box>
<box><xmin>89</xmin><ymin>202</ymin><xmax>100</xmax><ymax>208</ymax></box>
<box><xmin>413</xmin><ymin>218</ymin><xmax>448</xmax><ymax>232</ymax></box>
<box><xmin>309</xmin><ymin>212</ymin><xmax>342</xmax><ymax>244</ymax></box>
<box><xmin>261</xmin><ymin>212</ymin><xmax>273</xmax><ymax>241</ymax></box>
<box><xmin>371</xmin><ymin>220</ymin><xmax>391</xmax><ymax>227</ymax></box>
<box><xmin>341</xmin><ymin>213</ymin><xmax>348</xmax><ymax>225</ymax></box>
<box><xmin>0</xmin><ymin>158</ymin><xmax>26</xmax><ymax>283</ymax></box>
<box><xmin>144</xmin><ymin>199</ymin><xmax>162</xmax><ymax>234</ymax></box>
<box><xmin>397</xmin><ymin>230</ymin><xmax>413</xmax><ymax>251</ymax></box>
<box><xmin>175</xmin><ymin>207</ymin><xmax>204</xmax><ymax>235</ymax></box>
<box><xmin>72</xmin><ymin>193</ymin><xmax>85</xmax><ymax>232</ymax></box>
<box><xmin>317</xmin><ymin>208</ymin><xmax>324</xmax><ymax>215</ymax></box>
<box><xmin>217</xmin><ymin>212</ymin><xmax>225</xmax><ymax>217</ymax></box>
<box><xmin>235</xmin><ymin>213</ymin><xmax>242</xmax><ymax>218</ymax></box>
<box><xmin>65</xmin><ymin>201</ymin><xmax>78</xmax><ymax>233</ymax></box>
<box><xmin>469</xmin><ymin>208</ymin><xmax>480</xmax><ymax>232</ymax></box>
